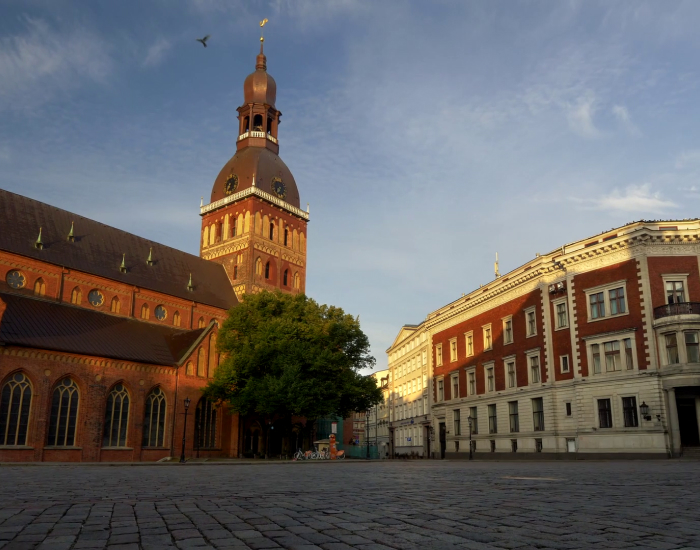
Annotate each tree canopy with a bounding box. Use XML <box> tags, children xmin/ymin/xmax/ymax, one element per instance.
<box><xmin>203</xmin><ymin>290</ymin><xmax>381</xmax><ymax>421</ymax></box>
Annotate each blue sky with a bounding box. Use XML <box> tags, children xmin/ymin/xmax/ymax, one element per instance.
<box><xmin>2</xmin><ymin>1</ymin><xmax>700</xmax><ymax>372</ymax></box>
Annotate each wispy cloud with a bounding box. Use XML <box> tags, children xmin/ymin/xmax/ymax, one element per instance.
<box><xmin>612</xmin><ymin>104</ymin><xmax>640</xmax><ymax>135</ymax></box>
<box><xmin>567</xmin><ymin>93</ymin><xmax>601</xmax><ymax>138</ymax></box>
<box><xmin>0</xmin><ymin>17</ymin><xmax>112</xmax><ymax>111</ymax></box>
<box><xmin>576</xmin><ymin>183</ymin><xmax>677</xmax><ymax>214</ymax></box>
<box><xmin>142</xmin><ymin>38</ymin><xmax>172</xmax><ymax>67</ymax></box>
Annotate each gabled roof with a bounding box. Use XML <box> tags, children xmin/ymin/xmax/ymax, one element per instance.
<box><xmin>0</xmin><ymin>291</ymin><xmax>211</xmax><ymax>366</ymax></box>
<box><xmin>0</xmin><ymin>188</ymin><xmax>238</xmax><ymax>310</ymax></box>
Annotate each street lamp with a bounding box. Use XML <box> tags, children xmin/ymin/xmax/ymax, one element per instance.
<box><xmin>467</xmin><ymin>416</ymin><xmax>473</xmax><ymax>461</ymax></box>
<box><xmin>640</xmin><ymin>401</ymin><xmax>652</xmax><ymax>421</ymax></box>
<box><xmin>179</xmin><ymin>397</ymin><xmax>191</xmax><ymax>463</ymax></box>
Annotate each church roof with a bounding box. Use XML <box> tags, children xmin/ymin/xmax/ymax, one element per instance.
<box><xmin>0</xmin><ymin>291</ymin><xmax>210</xmax><ymax>366</ymax></box>
<box><xmin>0</xmin><ymin>189</ymin><xmax>238</xmax><ymax>310</ymax></box>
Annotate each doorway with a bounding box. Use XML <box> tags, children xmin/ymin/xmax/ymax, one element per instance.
<box><xmin>677</xmin><ymin>398</ymin><xmax>700</xmax><ymax>447</ymax></box>
<box><xmin>439</xmin><ymin>422</ymin><xmax>446</xmax><ymax>459</ymax></box>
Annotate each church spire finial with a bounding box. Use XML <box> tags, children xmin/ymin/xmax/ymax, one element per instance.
<box><xmin>256</xmin><ymin>18</ymin><xmax>268</xmax><ymax>70</ymax></box>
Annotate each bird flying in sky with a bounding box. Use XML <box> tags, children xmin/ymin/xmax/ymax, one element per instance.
<box><xmin>196</xmin><ymin>35</ymin><xmax>210</xmax><ymax>47</ymax></box>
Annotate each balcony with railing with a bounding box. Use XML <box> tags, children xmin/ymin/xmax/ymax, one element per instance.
<box><xmin>237</xmin><ymin>131</ymin><xmax>278</xmax><ymax>144</ymax></box>
<box><xmin>654</xmin><ymin>302</ymin><xmax>700</xmax><ymax>320</ymax></box>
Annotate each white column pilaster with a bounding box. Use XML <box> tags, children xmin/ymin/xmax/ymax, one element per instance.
<box><xmin>667</xmin><ymin>388</ymin><xmax>681</xmax><ymax>456</ymax></box>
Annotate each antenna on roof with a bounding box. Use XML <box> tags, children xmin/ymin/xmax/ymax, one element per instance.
<box><xmin>120</xmin><ymin>253</ymin><xmax>127</xmax><ymax>274</ymax></box>
<box><xmin>67</xmin><ymin>221</ymin><xmax>75</xmax><ymax>242</ymax></box>
<box><xmin>34</xmin><ymin>227</ymin><xmax>43</xmax><ymax>250</ymax></box>
<box><xmin>187</xmin><ymin>273</ymin><xmax>194</xmax><ymax>291</ymax></box>
<box><xmin>252</xmin><ymin>173</ymin><xmax>256</xmax><ymax>187</ymax></box>
<box><xmin>494</xmin><ymin>252</ymin><xmax>500</xmax><ymax>279</ymax></box>
<box><xmin>200</xmin><ymin>197</ymin><xmax>204</xmax><ymax>208</ymax></box>
<box><xmin>147</xmin><ymin>247</ymin><xmax>154</xmax><ymax>266</ymax></box>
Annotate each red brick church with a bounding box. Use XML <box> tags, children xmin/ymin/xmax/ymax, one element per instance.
<box><xmin>0</xmin><ymin>43</ymin><xmax>308</xmax><ymax>462</ymax></box>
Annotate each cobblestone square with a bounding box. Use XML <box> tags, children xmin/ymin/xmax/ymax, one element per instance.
<box><xmin>0</xmin><ymin>460</ymin><xmax>699</xmax><ymax>550</ymax></box>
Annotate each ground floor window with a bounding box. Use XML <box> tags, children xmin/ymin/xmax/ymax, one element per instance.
<box><xmin>598</xmin><ymin>398</ymin><xmax>613</xmax><ymax>428</ymax></box>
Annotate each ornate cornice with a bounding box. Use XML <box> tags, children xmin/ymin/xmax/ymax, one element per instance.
<box><xmin>200</xmin><ymin>186</ymin><xmax>309</xmax><ymax>221</ymax></box>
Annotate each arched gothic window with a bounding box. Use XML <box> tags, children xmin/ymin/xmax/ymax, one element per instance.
<box><xmin>141</xmin><ymin>304</ymin><xmax>149</xmax><ymax>320</ymax></box>
<box><xmin>202</xmin><ymin>226</ymin><xmax>209</xmax><ymax>248</ymax></box>
<box><xmin>186</xmin><ymin>361</ymin><xmax>194</xmax><ymax>376</ymax></box>
<box><xmin>0</xmin><ymin>373</ymin><xmax>32</xmax><ymax>446</ymax></box>
<box><xmin>110</xmin><ymin>296</ymin><xmax>120</xmax><ymax>313</ymax></box>
<box><xmin>142</xmin><ymin>387</ymin><xmax>166</xmax><ymax>447</ymax></box>
<box><xmin>265</xmin><ymin>261</ymin><xmax>270</xmax><ymax>279</ymax></box>
<box><xmin>103</xmin><ymin>384</ymin><xmax>129</xmax><ymax>447</ymax></box>
<box><xmin>294</xmin><ymin>272</ymin><xmax>300</xmax><ymax>290</ymax></box>
<box><xmin>208</xmin><ymin>334</ymin><xmax>217</xmax><ymax>378</ymax></box>
<box><xmin>195</xmin><ymin>398</ymin><xmax>217</xmax><ymax>449</ymax></box>
<box><xmin>197</xmin><ymin>348</ymin><xmax>205</xmax><ymax>377</ymax></box>
<box><xmin>253</xmin><ymin>114</ymin><xmax>263</xmax><ymax>131</ymax></box>
<box><xmin>269</xmin><ymin>222</ymin><xmax>274</xmax><ymax>240</ymax></box>
<box><xmin>47</xmin><ymin>378</ymin><xmax>79</xmax><ymax>446</ymax></box>
<box><xmin>33</xmin><ymin>278</ymin><xmax>45</xmax><ymax>297</ymax></box>
<box><xmin>284</xmin><ymin>228</ymin><xmax>288</xmax><ymax>246</ymax></box>
<box><xmin>198</xmin><ymin>317</ymin><xmax>205</xmax><ymax>329</ymax></box>
<box><xmin>255</xmin><ymin>257</ymin><xmax>263</xmax><ymax>276</ymax></box>
<box><xmin>70</xmin><ymin>287</ymin><xmax>82</xmax><ymax>305</ymax></box>
<box><xmin>173</xmin><ymin>311</ymin><xmax>181</xmax><ymax>327</ymax></box>
<box><xmin>232</xmin><ymin>216</ymin><xmax>237</xmax><ymax>237</ymax></box>
<box><xmin>283</xmin><ymin>269</ymin><xmax>288</xmax><ymax>286</ymax></box>
<box><xmin>233</xmin><ymin>266</ymin><xmax>238</xmax><ymax>279</ymax></box>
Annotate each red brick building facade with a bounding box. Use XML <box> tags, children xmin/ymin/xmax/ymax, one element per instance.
<box><xmin>0</xmin><ymin>44</ymin><xmax>307</xmax><ymax>462</ymax></box>
<box><xmin>389</xmin><ymin>221</ymin><xmax>700</xmax><ymax>458</ymax></box>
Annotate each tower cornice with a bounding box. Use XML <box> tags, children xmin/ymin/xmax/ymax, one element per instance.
<box><xmin>200</xmin><ymin>185</ymin><xmax>309</xmax><ymax>221</ymax></box>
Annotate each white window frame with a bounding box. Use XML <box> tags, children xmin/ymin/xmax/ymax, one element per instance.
<box><xmin>585</xmin><ymin>330</ymin><xmax>639</xmax><ymax>374</ymax></box>
<box><xmin>465</xmin><ymin>331</ymin><xmax>474</xmax><ymax>357</ymax></box>
<box><xmin>502</xmin><ymin>316</ymin><xmax>513</xmax><ymax>345</ymax></box>
<box><xmin>466</xmin><ymin>367</ymin><xmax>476</xmax><ymax>397</ymax></box>
<box><xmin>436</xmin><ymin>344</ymin><xmax>443</xmax><ymax>367</ymax></box>
<box><xmin>583</xmin><ymin>280</ymin><xmax>629</xmax><ymax>323</ymax></box>
<box><xmin>503</xmin><ymin>355</ymin><xmax>516</xmax><ymax>389</ymax></box>
<box><xmin>552</xmin><ymin>297</ymin><xmax>569</xmax><ymax>330</ymax></box>
<box><xmin>593</xmin><ymin>395</ymin><xmax>615</xmax><ymax>429</ymax></box>
<box><xmin>661</xmin><ymin>273</ymin><xmax>689</xmax><ymax>304</ymax></box>
<box><xmin>449</xmin><ymin>338</ymin><xmax>458</xmax><ymax>363</ymax></box>
<box><xmin>525</xmin><ymin>348</ymin><xmax>542</xmax><ymax>386</ymax></box>
<box><xmin>482</xmin><ymin>324</ymin><xmax>492</xmax><ymax>351</ymax></box>
<box><xmin>524</xmin><ymin>306</ymin><xmax>537</xmax><ymax>337</ymax></box>
<box><xmin>560</xmin><ymin>354</ymin><xmax>570</xmax><ymax>374</ymax></box>
<box><xmin>451</xmin><ymin>373</ymin><xmax>459</xmax><ymax>400</ymax></box>
<box><xmin>436</xmin><ymin>376</ymin><xmax>444</xmax><ymax>402</ymax></box>
<box><xmin>484</xmin><ymin>361</ymin><xmax>495</xmax><ymax>393</ymax></box>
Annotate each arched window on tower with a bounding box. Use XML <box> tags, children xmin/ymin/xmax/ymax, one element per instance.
<box><xmin>294</xmin><ymin>272</ymin><xmax>300</xmax><ymax>290</ymax></box>
<box><xmin>253</xmin><ymin>114</ymin><xmax>263</xmax><ymax>131</ymax></box>
<box><xmin>233</xmin><ymin>266</ymin><xmax>238</xmax><ymax>280</ymax></box>
<box><xmin>283</xmin><ymin>269</ymin><xmax>288</xmax><ymax>286</ymax></box>
<box><xmin>267</xmin><ymin>116</ymin><xmax>273</xmax><ymax>134</ymax></box>
<box><xmin>265</xmin><ymin>261</ymin><xmax>270</xmax><ymax>279</ymax></box>
<box><xmin>243</xmin><ymin>116</ymin><xmax>250</xmax><ymax>133</ymax></box>
<box><xmin>71</xmin><ymin>287</ymin><xmax>82</xmax><ymax>305</ymax></box>
<box><xmin>0</xmin><ymin>372</ymin><xmax>32</xmax><ymax>446</ymax></box>
<box><xmin>255</xmin><ymin>257</ymin><xmax>262</xmax><ymax>276</ymax></box>
<box><xmin>232</xmin><ymin>216</ymin><xmax>238</xmax><ymax>237</ymax></box>
<box><xmin>269</xmin><ymin>222</ymin><xmax>274</xmax><ymax>240</ymax></box>
<box><xmin>202</xmin><ymin>226</ymin><xmax>209</xmax><ymax>248</ymax></box>
<box><xmin>284</xmin><ymin>228</ymin><xmax>288</xmax><ymax>246</ymax></box>
<box><xmin>33</xmin><ymin>278</ymin><xmax>45</xmax><ymax>297</ymax></box>
<box><xmin>103</xmin><ymin>383</ymin><xmax>129</xmax><ymax>447</ymax></box>
<box><xmin>111</xmin><ymin>297</ymin><xmax>120</xmax><ymax>314</ymax></box>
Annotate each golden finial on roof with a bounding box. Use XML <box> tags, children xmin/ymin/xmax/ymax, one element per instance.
<box><xmin>147</xmin><ymin>247</ymin><xmax>154</xmax><ymax>266</ymax></box>
<box><xmin>120</xmin><ymin>253</ymin><xmax>127</xmax><ymax>273</ymax></box>
<box><xmin>67</xmin><ymin>221</ymin><xmax>75</xmax><ymax>242</ymax></box>
<box><xmin>260</xmin><ymin>18</ymin><xmax>268</xmax><ymax>44</ymax></box>
<box><xmin>34</xmin><ymin>227</ymin><xmax>43</xmax><ymax>250</ymax></box>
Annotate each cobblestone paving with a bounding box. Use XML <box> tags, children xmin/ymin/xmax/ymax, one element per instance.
<box><xmin>0</xmin><ymin>460</ymin><xmax>699</xmax><ymax>550</ymax></box>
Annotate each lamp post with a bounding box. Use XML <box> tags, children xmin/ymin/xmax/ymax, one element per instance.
<box><xmin>179</xmin><ymin>397</ymin><xmax>191</xmax><ymax>463</ymax></box>
<box><xmin>467</xmin><ymin>416</ymin><xmax>473</xmax><ymax>461</ymax></box>
<box><xmin>640</xmin><ymin>401</ymin><xmax>652</xmax><ymax>421</ymax></box>
<box><xmin>366</xmin><ymin>409</ymin><xmax>371</xmax><ymax>460</ymax></box>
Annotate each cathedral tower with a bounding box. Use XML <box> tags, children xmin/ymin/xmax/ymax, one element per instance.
<box><xmin>199</xmin><ymin>42</ymin><xmax>308</xmax><ymax>299</ymax></box>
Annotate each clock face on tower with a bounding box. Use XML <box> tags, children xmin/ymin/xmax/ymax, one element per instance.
<box><xmin>271</xmin><ymin>177</ymin><xmax>286</xmax><ymax>199</ymax></box>
<box><xmin>224</xmin><ymin>173</ymin><xmax>239</xmax><ymax>195</ymax></box>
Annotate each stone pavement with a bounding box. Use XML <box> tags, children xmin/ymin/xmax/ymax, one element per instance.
<box><xmin>0</xmin><ymin>460</ymin><xmax>699</xmax><ymax>550</ymax></box>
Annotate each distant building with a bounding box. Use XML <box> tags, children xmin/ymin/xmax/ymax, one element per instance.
<box><xmin>367</xmin><ymin>369</ymin><xmax>390</xmax><ymax>457</ymax></box>
<box><xmin>386</xmin><ymin>324</ymin><xmax>432</xmax><ymax>457</ymax></box>
<box><xmin>390</xmin><ymin>220</ymin><xmax>700</xmax><ymax>458</ymax></box>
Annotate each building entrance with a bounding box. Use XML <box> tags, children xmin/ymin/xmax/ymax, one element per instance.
<box><xmin>439</xmin><ymin>422</ymin><xmax>446</xmax><ymax>459</ymax></box>
<box><xmin>677</xmin><ymin>398</ymin><xmax>700</xmax><ymax>447</ymax></box>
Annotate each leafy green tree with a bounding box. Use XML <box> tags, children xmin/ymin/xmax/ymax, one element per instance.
<box><xmin>204</xmin><ymin>291</ymin><xmax>381</xmax><ymax>448</ymax></box>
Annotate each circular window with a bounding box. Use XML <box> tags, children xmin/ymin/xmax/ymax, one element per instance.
<box><xmin>155</xmin><ymin>305</ymin><xmax>167</xmax><ymax>321</ymax></box>
<box><xmin>6</xmin><ymin>270</ymin><xmax>26</xmax><ymax>289</ymax></box>
<box><xmin>88</xmin><ymin>290</ymin><xmax>104</xmax><ymax>307</ymax></box>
